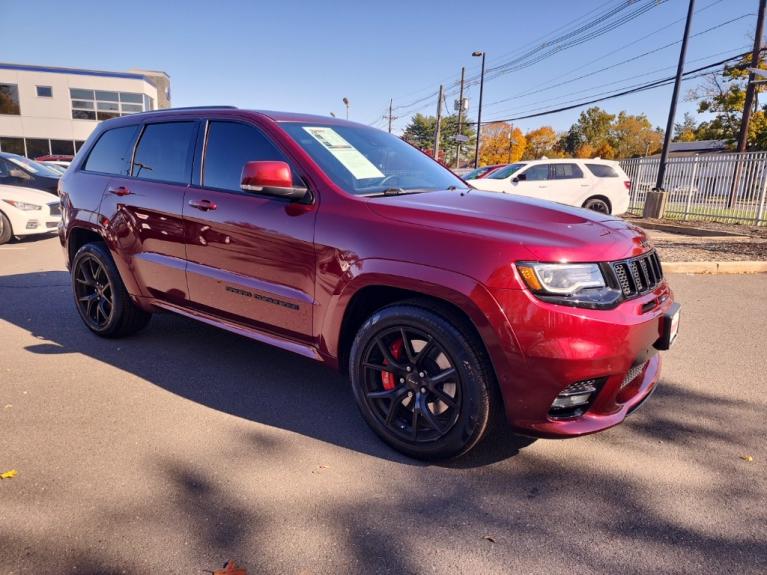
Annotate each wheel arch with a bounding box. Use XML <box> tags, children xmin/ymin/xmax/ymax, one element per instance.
<box><xmin>66</xmin><ymin>226</ymin><xmax>104</xmax><ymax>268</ymax></box>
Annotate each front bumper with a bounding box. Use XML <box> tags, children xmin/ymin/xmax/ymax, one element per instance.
<box><xmin>490</xmin><ymin>281</ymin><xmax>675</xmax><ymax>438</ymax></box>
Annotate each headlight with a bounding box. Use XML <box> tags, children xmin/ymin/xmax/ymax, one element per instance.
<box><xmin>517</xmin><ymin>263</ymin><xmax>605</xmax><ymax>294</ymax></box>
<box><xmin>2</xmin><ymin>199</ymin><xmax>42</xmax><ymax>211</ymax></box>
<box><xmin>517</xmin><ymin>262</ymin><xmax>622</xmax><ymax>310</ymax></box>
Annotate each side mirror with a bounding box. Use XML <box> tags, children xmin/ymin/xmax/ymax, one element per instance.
<box><xmin>514</xmin><ymin>173</ymin><xmax>526</xmax><ymax>182</ymax></box>
<box><xmin>241</xmin><ymin>161</ymin><xmax>308</xmax><ymax>201</ymax></box>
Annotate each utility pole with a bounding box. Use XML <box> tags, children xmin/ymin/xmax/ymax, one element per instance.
<box><xmin>434</xmin><ymin>84</ymin><xmax>443</xmax><ymax>161</ymax></box>
<box><xmin>454</xmin><ymin>66</ymin><xmax>465</xmax><ymax>168</ymax></box>
<box><xmin>385</xmin><ymin>98</ymin><xmax>397</xmax><ymax>133</ymax></box>
<box><xmin>727</xmin><ymin>0</ymin><xmax>766</xmax><ymax>208</ymax></box>
<box><xmin>646</xmin><ymin>0</ymin><xmax>695</xmax><ymax>218</ymax></box>
<box><xmin>473</xmin><ymin>51</ymin><xmax>487</xmax><ymax>169</ymax></box>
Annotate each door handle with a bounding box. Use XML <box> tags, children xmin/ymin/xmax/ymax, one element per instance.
<box><xmin>189</xmin><ymin>199</ymin><xmax>217</xmax><ymax>211</ymax></box>
<box><xmin>108</xmin><ymin>186</ymin><xmax>132</xmax><ymax>197</ymax></box>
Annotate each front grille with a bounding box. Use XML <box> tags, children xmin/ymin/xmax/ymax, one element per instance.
<box><xmin>610</xmin><ymin>251</ymin><xmax>663</xmax><ymax>299</ymax></box>
<box><xmin>48</xmin><ymin>202</ymin><xmax>61</xmax><ymax>216</ymax></box>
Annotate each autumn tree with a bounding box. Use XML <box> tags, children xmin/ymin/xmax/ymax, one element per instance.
<box><xmin>523</xmin><ymin>126</ymin><xmax>559</xmax><ymax>159</ymax></box>
<box><xmin>674</xmin><ymin>112</ymin><xmax>698</xmax><ymax>142</ymax></box>
<box><xmin>611</xmin><ymin>112</ymin><xmax>662</xmax><ymax>157</ymax></box>
<box><xmin>478</xmin><ymin>122</ymin><xmax>526</xmax><ymax>165</ymax></box>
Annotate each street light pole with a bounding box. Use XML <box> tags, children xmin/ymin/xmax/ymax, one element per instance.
<box><xmin>342</xmin><ymin>97</ymin><xmax>350</xmax><ymax>120</ymax></box>
<box><xmin>472</xmin><ymin>51</ymin><xmax>486</xmax><ymax>169</ymax></box>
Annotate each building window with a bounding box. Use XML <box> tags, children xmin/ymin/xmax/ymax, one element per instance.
<box><xmin>36</xmin><ymin>86</ymin><xmax>53</xmax><ymax>98</ymax></box>
<box><xmin>0</xmin><ymin>137</ymin><xmax>25</xmax><ymax>155</ymax></box>
<box><xmin>75</xmin><ymin>140</ymin><xmax>86</xmax><ymax>152</ymax></box>
<box><xmin>25</xmin><ymin>138</ymin><xmax>50</xmax><ymax>159</ymax></box>
<box><xmin>0</xmin><ymin>84</ymin><xmax>21</xmax><ymax>115</ymax></box>
<box><xmin>70</xmin><ymin>88</ymin><xmax>151</xmax><ymax>120</ymax></box>
<box><xmin>51</xmin><ymin>140</ymin><xmax>75</xmax><ymax>156</ymax></box>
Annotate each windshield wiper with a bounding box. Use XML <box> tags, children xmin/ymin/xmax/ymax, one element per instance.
<box><xmin>363</xmin><ymin>188</ymin><xmax>428</xmax><ymax>197</ymax></box>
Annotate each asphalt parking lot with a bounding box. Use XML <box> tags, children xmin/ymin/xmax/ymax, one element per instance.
<box><xmin>1</xmin><ymin>235</ymin><xmax>765</xmax><ymax>575</ymax></box>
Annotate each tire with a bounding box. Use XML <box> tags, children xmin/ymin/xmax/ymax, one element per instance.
<box><xmin>349</xmin><ymin>302</ymin><xmax>494</xmax><ymax>460</ymax></box>
<box><xmin>0</xmin><ymin>211</ymin><xmax>12</xmax><ymax>245</ymax></box>
<box><xmin>583</xmin><ymin>197</ymin><xmax>611</xmax><ymax>214</ymax></box>
<box><xmin>71</xmin><ymin>242</ymin><xmax>151</xmax><ymax>338</ymax></box>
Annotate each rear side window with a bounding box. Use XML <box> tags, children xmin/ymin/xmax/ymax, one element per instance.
<box><xmin>586</xmin><ymin>163</ymin><xmax>619</xmax><ymax>177</ymax></box>
<box><xmin>203</xmin><ymin>121</ymin><xmax>292</xmax><ymax>192</ymax></box>
<box><xmin>550</xmin><ymin>163</ymin><xmax>583</xmax><ymax>179</ymax></box>
<box><xmin>84</xmin><ymin>126</ymin><xmax>139</xmax><ymax>175</ymax></box>
<box><xmin>132</xmin><ymin>122</ymin><xmax>197</xmax><ymax>184</ymax></box>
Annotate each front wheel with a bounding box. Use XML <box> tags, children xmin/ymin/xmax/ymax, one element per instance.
<box><xmin>71</xmin><ymin>242</ymin><xmax>151</xmax><ymax>338</ymax></box>
<box><xmin>349</xmin><ymin>303</ymin><xmax>494</xmax><ymax>460</ymax></box>
<box><xmin>0</xmin><ymin>211</ymin><xmax>12</xmax><ymax>245</ymax></box>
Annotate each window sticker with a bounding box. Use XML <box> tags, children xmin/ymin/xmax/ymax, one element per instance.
<box><xmin>302</xmin><ymin>127</ymin><xmax>384</xmax><ymax>179</ymax></box>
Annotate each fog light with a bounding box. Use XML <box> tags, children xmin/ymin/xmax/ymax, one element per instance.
<box><xmin>26</xmin><ymin>220</ymin><xmax>40</xmax><ymax>229</ymax></box>
<box><xmin>549</xmin><ymin>379</ymin><xmax>600</xmax><ymax>418</ymax></box>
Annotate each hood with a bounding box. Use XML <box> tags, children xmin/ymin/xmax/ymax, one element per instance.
<box><xmin>0</xmin><ymin>184</ymin><xmax>59</xmax><ymax>206</ymax></box>
<box><xmin>366</xmin><ymin>189</ymin><xmax>650</xmax><ymax>262</ymax></box>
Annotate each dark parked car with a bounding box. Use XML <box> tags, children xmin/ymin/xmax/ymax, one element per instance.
<box><xmin>0</xmin><ymin>152</ymin><xmax>61</xmax><ymax>194</ymax></box>
<box><xmin>462</xmin><ymin>164</ymin><xmax>505</xmax><ymax>180</ymax></box>
<box><xmin>59</xmin><ymin>107</ymin><xmax>680</xmax><ymax>460</ymax></box>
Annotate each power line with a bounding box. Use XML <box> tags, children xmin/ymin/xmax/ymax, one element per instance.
<box><xmin>464</xmin><ymin>51</ymin><xmax>751</xmax><ymax>125</ymax></box>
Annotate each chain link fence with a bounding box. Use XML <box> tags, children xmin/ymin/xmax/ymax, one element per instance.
<box><xmin>620</xmin><ymin>151</ymin><xmax>767</xmax><ymax>226</ymax></box>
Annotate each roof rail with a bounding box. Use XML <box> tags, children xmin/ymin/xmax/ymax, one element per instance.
<box><xmin>138</xmin><ymin>105</ymin><xmax>238</xmax><ymax>114</ymax></box>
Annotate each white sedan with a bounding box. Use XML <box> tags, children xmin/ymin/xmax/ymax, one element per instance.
<box><xmin>467</xmin><ymin>158</ymin><xmax>631</xmax><ymax>215</ymax></box>
<box><xmin>0</xmin><ymin>184</ymin><xmax>61</xmax><ymax>245</ymax></box>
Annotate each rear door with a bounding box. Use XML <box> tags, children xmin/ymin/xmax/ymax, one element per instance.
<box><xmin>184</xmin><ymin>119</ymin><xmax>316</xmax><ymax>340</ymax></box>
<box><xmin>547</xmin><ymin>162</ymin><xmax>591</xmax><ymax>206</ymax></box>
<box><xmin>98</xmin><ymin>120</ymin><xmax>198</xmax><ymax>304</ymax></box>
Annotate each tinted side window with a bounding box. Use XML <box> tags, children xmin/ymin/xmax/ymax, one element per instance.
<box><xmin>521</xmin><ymin>164</ymin><xmax>549</xmax><ymax>181</ymax></box>
<box><xmin>84</xmin><ymin>126</ymin><xmax>139</xmax><ymax>175</ymax></box>
<box><xmin>586</xmin><ymin>163</ymin><xmax>619</xmax><ymax>177</ymax></box>
<box><xmin>550</xmin><ymin>163</ymin><xmax>583</xmax><ymax>179</ymax></box>
<box><xmin>203</xmin><ymin>121</ymin><xmax>290</xmax><ymax>192</ymax></box>
<box><xmin>132</xmin><ymin>122</ymin><xmax>196</xmax><ymax>184</ymax></box>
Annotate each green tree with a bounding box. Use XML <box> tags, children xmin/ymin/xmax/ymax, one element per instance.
<box><xmin>687</xmin><ymin>52</ymin><xmax>767</xmax><ymax>148</ymax></box>
<box><xmin>401</xmin><ymin>113</ymin><xmax>475</xmax><ymax>165</ymax></box>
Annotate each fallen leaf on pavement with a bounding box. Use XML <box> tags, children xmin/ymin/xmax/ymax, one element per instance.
<box><xmin>1</xmin><ymin>469</ymin><xmax>17</xmax><ymax>479</ymax></box>
<box><xmin>213</xmin><ymin>560</ymin><xmax>247</xmax><ymax>575</ymax></box>
<box><xmin>740</xmin><ymin>455</ymin><xmax>754</xmax><ymax>462</ymax></box>
<box><xmin>482</xmin><ymin>535</ymin><xmax>496</xmax><ymax>543</ymax></box>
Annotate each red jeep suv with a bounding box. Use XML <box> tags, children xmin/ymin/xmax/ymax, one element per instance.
<box><xmin>59</xmin><ymin>107</ymin><xmax>680</xmax><ymax>460</ymax></box>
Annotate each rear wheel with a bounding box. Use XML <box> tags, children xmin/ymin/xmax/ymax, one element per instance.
<box><xmin>71</xmin><ymin>242</ymin><xmax>151</xmax><ymax>338</ymax></box>
<box><xmin>349</xmin><ymin>303</ymin><xmax>494</xmax><ymax>460</ymax></box>
<box><xmin>0</xmin><ymin>212</ymin><xmax>12</xmax><ymax>245</ymax></box>
<box><xmin>583</xmin><ymin>197</ymin><xmax>611</xmax><ymax>214</ymax></box>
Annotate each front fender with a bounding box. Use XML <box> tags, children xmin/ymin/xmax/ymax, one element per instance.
<box><xmin>318</xmin><ymin>258</ymin><xmax>524</xmax><ymax>395</ymax></box>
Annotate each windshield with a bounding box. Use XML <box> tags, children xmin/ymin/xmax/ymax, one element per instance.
<box><xmin>464</xmin><ymin>166</ymin><xmax>494</xmax><ymax>180</ymax></box>
<box><xmin>488</xmin><ymin>163</ymin><xmax>527</xmax><ymax>180</ymax></box>
<box><xmin>280</xmin><ymin>123</ymin><xmax>466</xmax><ymax>196</ymax></box>
<box><xmin>5</xmin><ymin>155</ymin><xmax>62</xmax><ymax>178</ymax></box>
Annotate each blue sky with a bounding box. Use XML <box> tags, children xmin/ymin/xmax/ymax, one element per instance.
<box><xmin>0</xmin><ymin>0</ymin><xmax>758</xmax><ymax>135</ymax></box>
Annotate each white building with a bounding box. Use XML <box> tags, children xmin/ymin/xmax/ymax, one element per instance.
<box><xmin>0</xmin><ymin>63</ymin><xmax>170</xmax><ymax>158</ymax></box>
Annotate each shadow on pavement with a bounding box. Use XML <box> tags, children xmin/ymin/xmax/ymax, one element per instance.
<box><xmin>0</xmin><ymin>270</ymin><xmax>533</xmax><ymax>467</ymax></box>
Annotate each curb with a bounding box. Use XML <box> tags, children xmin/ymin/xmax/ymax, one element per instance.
<box><xmin>665</xmin><ymin>261</ymin><xmax>767</xmax><ymax>274</ymax></box>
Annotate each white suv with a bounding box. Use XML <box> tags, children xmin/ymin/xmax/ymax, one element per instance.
<box><xmin>466</xmin><ymin>158</ymin><xmax>631</xmax><ymax>215</ymax></box>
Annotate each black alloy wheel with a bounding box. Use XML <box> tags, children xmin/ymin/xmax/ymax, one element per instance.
<box><xmin>350</xmin><ymin>303</ymin><xmax>494</xmax><ymax>460</ymax></box>
<box><xmin>74</xmin><ymin>254</ymin><xmax>114</xmax><ymax>330</ymax></box>
<box><xmin>361</xmin><ymin>325</ymin><xmax>462</xmax><ymax>443</ymax></box>
<box><xmin>71</xmin><ymin>242</ymin><xmax>151</xmax><ymax>338</ymax></box>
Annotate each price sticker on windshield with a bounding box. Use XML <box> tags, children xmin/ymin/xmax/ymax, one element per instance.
<box><xmin>302</xmin><ymin>127</ymin><xmax>384</xmax><ymax>180</ymax></box>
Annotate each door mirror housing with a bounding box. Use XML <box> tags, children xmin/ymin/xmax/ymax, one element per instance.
<box><xmin>240</xmin><ymin>161</ymin><xmax>308</xmax><ymax>201</ymax></box>
<box><xmin>514</xmin><ymin>173</ymin><xmax>526</xmax><ymax>182</ymax></box>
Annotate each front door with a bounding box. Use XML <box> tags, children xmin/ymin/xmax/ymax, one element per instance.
<box><xmin>184</xmin><ymin>120</ymin><xmax>316</xmax><ymax>340</ymax></box>
<box><xmin>511</xmin><ymin>163</ymin><xmax>550</xmax><ymax>199</ymax></box>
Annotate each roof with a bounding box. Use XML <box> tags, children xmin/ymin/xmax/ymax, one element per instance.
<box><xmin>668</xmin><ymin>139</ymin><xmax>728</xmax><ymax>152</ymax></box>
<box><xmin>0</xmin><ymin>62</ymin><xmax>166</xmax><ymax>87</ymax></box>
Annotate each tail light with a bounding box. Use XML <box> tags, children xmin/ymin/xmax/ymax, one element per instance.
<box><xmin>624</xmin><ymin>180</ymin><xmax>631</xmax><ymax>190</ymax></box>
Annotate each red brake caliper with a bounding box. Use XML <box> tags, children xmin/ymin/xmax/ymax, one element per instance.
<box><xmin>381</xmin><ymin>338</ymin><xmax>404</xmax><ymax>391</ymax></box>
